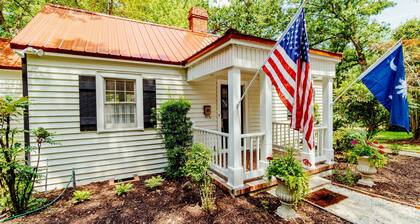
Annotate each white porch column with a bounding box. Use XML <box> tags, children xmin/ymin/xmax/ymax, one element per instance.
<box><xmin>227</xmin><ymin>67</ymin><xmax>244</xmax><ymax>188</ymax></box>
<box><xmin>322</xmin><ymin>76</ymin><xmax>334</xmax><ymax>164</ymax></box>
<box><xmin>259</xmin><ymin>72</ymin><xmax>272</xmax><ymax>170</ymax></box>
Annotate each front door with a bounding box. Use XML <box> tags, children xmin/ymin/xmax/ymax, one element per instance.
<box><xmin>220</xmin><ymin>84</ymin><xmax>245</xmax><ymax>134</ymax></box>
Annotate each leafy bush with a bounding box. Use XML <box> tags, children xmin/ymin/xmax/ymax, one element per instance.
<box><xmin>115</xmin><ymin>183</ymin><xmax>133</xmax><ymax>196</ymax></box>
<box><xmin>332</xmin><ymin>168</ymin><xmax>360</xmax><ymax>186</ymax></box>
<box><xmin>266</xmin><ymin>148</ymin><xmax>309</xmax><ymax>204</ymax></box>
<box><xmin>144</xmin><ymin>175</ymin><xmax>164</xmax><ymax>190</ymax></box>
<box><xmin>184</xmin><ymin>143</ymin><xmax>216</xmax><ymax>212</ymax></box>
<box><xmin>334</xmin><ymin>128</ymin><xmax>367</xmax><ymax>152</ymax></box>
<box><xmin>344</xmin><ymin>142</ymin><xmax>388</xmax><ymax>168</ymax></box>
<box><xmin>390</xmin><ymin>144</ymin><xmax>402</xmax><ymax>155</ymax></box>
<box><xmin>72</xmin><ymin>190</ymin><xmax>92</xmax><ymax>203</ymax></box>
<box><xmin>157</xmin><ymin>98</ymin><xmax>193</xmax><ymax>178</ymax></box>
<box><xmin>0</xmin><ymin>96</ymin><xmax>54</xmax><ymax>214</ymax></box>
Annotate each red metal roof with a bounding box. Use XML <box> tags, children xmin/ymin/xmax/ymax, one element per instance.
<box><xmin>0</xmin><ymin>39</ymin><xmax>21</xmax><ymax>70</ymax></box>
<box><xmin>11</xmin><ymin>4</ymin><xmax>219</xmax><ymax>65</ymax></box>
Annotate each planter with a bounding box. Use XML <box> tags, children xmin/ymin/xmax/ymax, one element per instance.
<box><xmin>274</xmin><ymin>179</ymin><xmax>299</xmax><ymax>220</ymax></box>
<box><xmin>356</xmin><ymin>156</ymin><xmax>377</xmax><ymax>187</ymax></box>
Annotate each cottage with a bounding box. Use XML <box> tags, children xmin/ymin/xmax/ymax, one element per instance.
<box><xmin>2</xmin><ymin>4</ymin><xmax>341</xmax><ymax>192</ymax></box>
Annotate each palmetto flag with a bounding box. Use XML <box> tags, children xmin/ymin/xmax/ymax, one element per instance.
<box><xmin>261</xmin><ymin>7</ymin><xmax>314</xmax><ymax>149</ymax></box>
<box><xmin>361</xmin><ymin>42</ymin><xmax>410</xmax><ymax>132</ymax></box>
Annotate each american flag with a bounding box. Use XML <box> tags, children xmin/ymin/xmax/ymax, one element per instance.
<box><xmin>261</xmin><ymin>8</ymin><xmax>314</xmax><ymax>149</ymax></box>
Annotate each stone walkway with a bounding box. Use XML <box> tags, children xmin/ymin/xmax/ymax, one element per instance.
<box><xmin>317</xmin><ymin>184</ymin><xmax>420</xmax><ymax>224</ymax></box>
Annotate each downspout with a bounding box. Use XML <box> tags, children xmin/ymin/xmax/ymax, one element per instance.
<box><xmin>14</xmin><ymin>47</ymin><xmax>45</xmax><ymax>165</ymax></box>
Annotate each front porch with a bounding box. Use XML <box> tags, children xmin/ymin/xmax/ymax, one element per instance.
<box><xmin>187</xmin><ymin>38</ymin><xmax>337</xmax><ymax>192</ymax></box>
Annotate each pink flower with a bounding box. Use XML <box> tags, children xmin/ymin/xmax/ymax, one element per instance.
<box><xmin>350</xmin><ymin>139</ymin><xmax>358</xmax><ymax>145</ymax></box>
<box><xmin>302</xmin><ymin>159</ymin><xmax>312</xmax><ymax>167</ymax></box>
<box><xmin>378</xmin><ymin>145</ymin><xmax>384</xmax><ymax>149</ymax></box>
<box><xmin>379</xmin><ymin>150</ymin><xmax>385</xmax><ymax>155</ymax></box>
<box><xmin>266</xmin><ymin>156</ymin><xmax>273</xmax><ymax>161</ymax></box>
<box><xmin>373</xmin><ymin>140</ymin><xmax>379</xmax><ymax>144</ymax></box>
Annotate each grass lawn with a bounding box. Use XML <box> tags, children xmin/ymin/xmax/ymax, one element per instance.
<box><xmin>373</xmin><ymin>131</ymin><xmax>419</xmax><ymax>152</ymax></box>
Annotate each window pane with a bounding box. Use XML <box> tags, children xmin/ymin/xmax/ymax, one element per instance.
<box><xmin>126</xmin><ymin>92</ymin><xmax>135</xmax><ymax>102</ymax></box>
<box><xmin>106</xmin><ymin>80</ymin><xmax>115</xmax><ymax>90</ymax></box>
<box><xmin>126</xmin><ymin>81</ymin><xmax>134</xmax><ymax>91</ymax></box>
<box><xmin>116</xmin><ymin>91</ymin><xmax>125</xmax><ymax>102</ymax></box>
<box><xmin>116</xmin><ymin>81</ymin><xmax>125</xmax><ymax>91</ymax></box>
<box><xmin>106</xmin><ymin>91</ymin><xmax>115</xmax><ymax>102</ymax></box>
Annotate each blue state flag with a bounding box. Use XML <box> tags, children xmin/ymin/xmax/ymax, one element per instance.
<box><xmin>361</xmin><ymin>43</ymin><xmax>410</xmax><ymax>132</ymax></box>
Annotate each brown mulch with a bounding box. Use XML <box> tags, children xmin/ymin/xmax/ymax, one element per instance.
<box><xmin>331</xmin><ymin>155</ymin><xmax>420</xmax><ymax>205</ymax></box>
<box><xmin>5</xmin><ymin>176</ymin><xmax>349</xmax><ymax>224</ymax></box>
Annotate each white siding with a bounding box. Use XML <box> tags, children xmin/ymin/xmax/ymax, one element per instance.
<box><xmin>0</xmin><ymin>69</ymin><xmax>23</xmax><ymax>132</ymax></box>
<box><xmin>26</xmin><ymin>55</ymin><xmax>221</xmax><ymax>190</ymax></box>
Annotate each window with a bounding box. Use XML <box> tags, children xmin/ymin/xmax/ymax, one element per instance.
<box><xmin>143</xmin><ymin>79</ymin><xmax>156</xmax><ymax>128</ymax></box>
<box><xmin>104</xmin><ymin>79</ymin><xmax>137</xmax><ymax>129</ymax></box>
<box><xmin>79</xmin><ymin>76</ymin><xmax>97</xmax><ymax>131</ymax></box>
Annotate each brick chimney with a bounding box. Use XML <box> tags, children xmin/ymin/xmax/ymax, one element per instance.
<box><xmin>188</xmin><ymin>7</ymin><xmax>208</xmax><ymax>33</ymax></box>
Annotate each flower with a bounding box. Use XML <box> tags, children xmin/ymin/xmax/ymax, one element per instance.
<box><xmin>372</xmin><ymin>155</ymin><xmax>378</xmax><ymax>159</ymax></box>
<box><xmin>266</xmin><ymin>156</ymin><xmax>273</xmax><ymax>161</ymax></box>
<box><xmin>378</xmin><ymin>145</ymin><xmax>384</xmax><ymax>149</ymax></box>
<box><xmin>379</xmin><ymin>150</ymin><xmax>385</xmax><ymax>155</ymax></box>
<box><xmin>373</xmin><ymin>140</ymin><xmax>379</xmax><ymax>144</ymax></box>
<box><xmin>350</xmin><ymin>139</ymin><xmax>358</xmax><ymax>145</ymax></box>
<box><xmin>302</xmin><ymin>159</ymin><xmax>312</xmax><ymax>167</ymax></box>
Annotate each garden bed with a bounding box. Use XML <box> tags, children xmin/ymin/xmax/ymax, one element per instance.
<box><xmin>5</xmin><ymin>176</ymin><xmax>348</xmax><ymax>224</ymax></box>
<box><xmin>330</xmin><ymin>155</ymin><xmax>420</xmax><ymax>205</ymax></box>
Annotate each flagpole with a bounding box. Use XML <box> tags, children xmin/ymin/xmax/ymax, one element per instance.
<box><xmin>236</xmin><ymin>2</ymin><xmax>306</xmax><ymax>108</ymax></box>
<box><xmin>333</xmin><ymin>39</ymin><xmax>403</xmax><ymax>104</ymax></box>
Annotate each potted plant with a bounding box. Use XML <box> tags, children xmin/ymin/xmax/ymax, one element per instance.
<box><xmin>266</xmin><ymin>148</ymin><xmax>309</xmax><ymax>219</ymax></box>
<box><xmin>345</xmin><ymin>140</ymin><xmax>387</xmax><ymax>187</ymax></box>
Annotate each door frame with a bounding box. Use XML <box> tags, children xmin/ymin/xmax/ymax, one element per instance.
<box><xmin>216</xmin><ymin>79</ymin><xmax>249</xmax><ymax>134</ymax></box>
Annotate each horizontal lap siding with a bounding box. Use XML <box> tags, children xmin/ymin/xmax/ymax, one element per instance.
<box><xmin>27</xmin><ymin>55</ymin><xmax>218</xmax><ymax>190</ymax></box>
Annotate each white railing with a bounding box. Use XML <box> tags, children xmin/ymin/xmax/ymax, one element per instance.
<box><xmin>272</xmin><ymin>122</ymin><xmax>327</xmax><ymax>163</ymax></box>
<box><xmin>193</xmin><ymin>127</ymin><xmax>229</xmax><ymax>177</ymax></box>
<box><xmin>241</xmin><ymin>132</ymin><xmax>265</xmax><ymax>180</ymax></box>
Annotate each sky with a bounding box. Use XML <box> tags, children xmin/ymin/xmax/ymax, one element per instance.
<box><xmin>375</xmin><ymin>0</ymin><xmax>420</xmax><ymax>29</ymax></box>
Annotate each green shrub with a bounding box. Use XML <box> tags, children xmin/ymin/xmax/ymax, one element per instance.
<box><xmin>344</xmin><ymin>143</ymin><xmax>388</xmax><ymax>168</ymax></box>
<box><xmin>157</xmin><ymin>98</ymin><xmax>193</xmax><ymax>178</ymax></box>
<box><xmin>184</xmin><ymin>143</ymin><xmax>216</xmax><ymax>212</ymax></box>
<box><xmin>0</xmin><ymin>96</ymin><xmax>55</xmax><ymax>214</ymax></box>
<box><xmin>390</xmin><ymin>144</ymin><xmax>402</xmax><ymax>155</ymax></box>
<box><xmin>334</xmin><ymin>128</ymin><xmax>367</xmax><ymax>152</ymax></box>
<box><xmin>266</xmin><ymin>148</ymin><xmax>309</xmax><ymax>204</ymax></box>
<box><xmin>144</xmin><ymin>175</ymin><xmax>164</xmax><ymax>190</ymax></box>
<box><xmin>72</xmin><ymin>190</ymin><xmax>92</xmax><ymax>203</ymax></box>
<box><xmin>333</xmin><ymin>168</ymin><xmax>360</xmax><ymax>186</ymax></box>
<box><xmin>115</xmin><ymin>183</ymin><xmax>133</xmax><ymax>196</ymax></box>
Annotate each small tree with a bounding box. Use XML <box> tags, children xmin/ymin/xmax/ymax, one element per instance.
<box><xmin>157</xmin><ymin>98</ymin><xmax>193</xmax><ymax>178</ymax></box>
<box><xmin>0</xmin><ymin>96</ymin><xmax>54</xmax><ymax>214</ymax></box>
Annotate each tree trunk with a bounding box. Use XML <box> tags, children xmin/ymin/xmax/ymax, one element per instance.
<box><xmin>350</xmin><ymin>37</ymin><xmax>368</xmax><ymax>70</ymax></box>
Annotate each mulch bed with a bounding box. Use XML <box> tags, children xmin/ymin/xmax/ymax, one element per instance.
<box><xmin>330</xmin><ymin>155</ymin><xmax>420</xmax><ymax>206</ymax></box>
<box><xmin>4</xmin><ymin>175</ymin><xmax>349</xmax><ymax>224</ymax></box>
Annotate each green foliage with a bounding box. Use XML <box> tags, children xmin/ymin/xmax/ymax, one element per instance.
<box><xmin>390</xmin><ymin>144</ymin><xmax>402</xmax><ymax>155</ymax></box>
<box><xmin>115</xmin><ymin>183</ymin><xmax>133</xmax><ymax>196</ymax></box>
<box><xmin>184</xmin><ymin>143</ymin><xmax>215</xmax><ymax>212</ymax></box>
<box><xmin>344</xmin><ymin>142</ymin><xmax>387</xmax><ymax>168</ymax></box>
<box><xmin>144</xmin><ymin>175</ymin><xmax>164</xmax><ymax>190</ymax></box>
<box><xmin>332</xmin><ymin>168</ymin><xmax>359</xmax><ymax>186</ymax></box>
<box><xmin>72</xmin><ymin>190</ymin><xmax>91</xmax><ymax>203</ymax></box>
<box><xmin>260</xmin><ymin>199</ymin><xmax>270</xmax><ymax>211</ymax></box>
<box><xmin>266</xmin><ymin>148</ymin><xmax>309</xmax><ymax>204</ymax></box>
<box><xmin>157</xmin><ymin>98</ymin><xmax>193</xmax><ymax>178</ymax></box>
<box><xmin>393</xmin><ymin>18</ymin><xmax>420</xmax><ymax>40</ymax></box>
<box><xmin>183</xmin><ymin>143</ymin><xmax>212</xmax><ymax>183</ymax></box>
<box><xmin>334</xmin><ymin>128</ymin><xmax>367</xmax><ymax>152</ymax></box>
<box><xmin>0</xmin><ymin>96</ymin><xmax>54</xmax><ymax>214</ymax></box>
<box><xmin>313</xmin><ymin>103</ymin><xmax>321</xmax><ymax>125</ymax></box>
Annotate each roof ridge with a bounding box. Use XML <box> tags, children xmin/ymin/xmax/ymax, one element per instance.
<box><xmin>44</xmin><ymin>4</ymin><xmax>218</xmax><ymax>38</ymax></box>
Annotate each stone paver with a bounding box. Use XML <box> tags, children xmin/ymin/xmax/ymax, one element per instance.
<box><xmin>320</xmin><ymin>184</ymin><xmax>420</xmax><ymax>224</ymax></box>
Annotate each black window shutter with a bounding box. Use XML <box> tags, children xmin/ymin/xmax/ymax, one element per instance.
<box><xmin>79</xmin><ymin>76</ymin><xmax>97</xmax><ymax>131</ymax></box>
<box><xmin>143</xmin><ymin>79</ymin><xmax>156</xmax><ymax>128</ymax></box>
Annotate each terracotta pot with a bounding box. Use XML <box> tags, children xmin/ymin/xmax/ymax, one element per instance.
<box><xmin>356</xmin><ymin>156</ymin><xmax>377</xmax><ymax>175</ymax></box>
<box><xmin>275</xmin><ymin>179</ymin><xmax>294</xmax><ymax>205</ymax></box>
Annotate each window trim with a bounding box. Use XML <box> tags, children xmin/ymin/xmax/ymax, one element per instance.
<box><xmin>96</xmin><ymin>73</ymin><xmax>144</xmax><ymax>132</ymax></box>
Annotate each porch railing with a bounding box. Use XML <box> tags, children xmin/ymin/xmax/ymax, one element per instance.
<box><xmin>192</xmin><ymin>127</ymin><xmax>229</xmax><ymax>177</ymax></box>
<box><xmin>272</xmin><ymin>121</ymin><xmax>327</xmax><ymax>163</ymax></box>
<box><xmin>241</xmin><ymin>132</ymin><xmax>265</xmax><ymax>180</ymax></box>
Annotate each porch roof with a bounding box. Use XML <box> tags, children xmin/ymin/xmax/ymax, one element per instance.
<box><xmin>0</xmin><ymin>39</ymin><xmax>21</xmax><ymax>70</ymax></box>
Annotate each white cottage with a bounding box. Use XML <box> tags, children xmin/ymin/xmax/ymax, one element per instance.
<box><xmin>3</xmin><ymin>5</ymin><xmax>341</xmax><ymax>192</ymax></box>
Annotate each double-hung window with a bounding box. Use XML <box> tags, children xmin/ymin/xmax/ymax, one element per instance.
<box><xmin>105</xmin><ymin>79</ymin><xmax>137</xmax><ymax>129</ymax></box>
